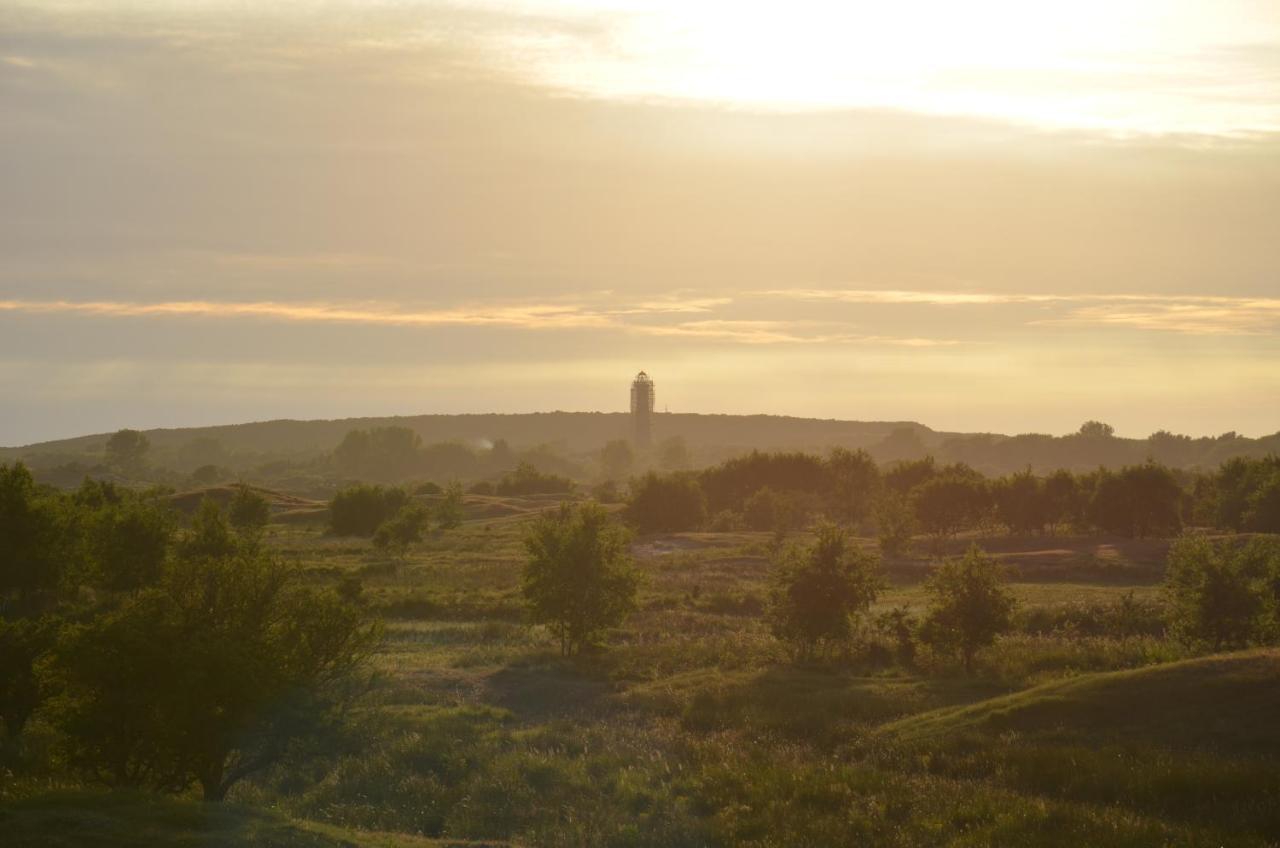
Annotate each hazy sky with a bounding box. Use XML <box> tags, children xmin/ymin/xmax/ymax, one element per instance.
<box><xmin>2</xmin><ymin>0</ymin><xmax>1278</xmax><ymax>445</ymax></box>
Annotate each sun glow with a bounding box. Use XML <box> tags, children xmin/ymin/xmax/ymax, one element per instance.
<box><xmin>456</xmin><ymin>0</ymin><xmax>1280</xmax><ymax>134</ymax></box>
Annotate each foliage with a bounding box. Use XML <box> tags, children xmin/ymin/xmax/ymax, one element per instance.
<box><xmin>1164</xmin><ymin>534</ymin><xmax>1263</xmax><ymax>650</ymax></box>
<box><xmin>228</xmin><ymin>484</ymin><xmax>270</xmax><ymax>533</ymax></box>
<box><xmin>993</xmin><ymin>468</ymin><xmax>1049</xmax><ymax>535</ymax></box>
<box><xmin>599</xmin><ymin>439</ymin><xmax>634</xmax><ymax>481</ymax></box>
<box><xmin>45</xmin><ymin>547</ymin><xmax>378</xmax><ymax>801</ymax></box>
<box><xmin>494</xmin><ymin>462</ymin><xmax>573</xmax><ymax>496</ymax></box>
<box><xmin>741</xmin><ymin>486</ymin><xmax>816</xmax><ymax>532</ymax></box>
<box><xmin>826</xmin><ymin>447</ymin><xmax>880</xmax><ymax>524</ymax></box>
<box><xmin>1212</xmin><ymin>455</ymin><xmax>1280</xmax><ymax>532</ymax></box>
<box><xmin>912</xmin><ymin>471</ymin><xmax>990</xmax><ymax>541</ymax></box>
<box><xmin>0</xmin><ymin>615</ymin><xmax>59</xmax><ymax>753</ymax></box>
<box><xmin>434</xmin><ymin>481</ymin><xmax>465</xmax><ymax>530</ymax></box>
<box><xmin>874</xmin><ymin>491</ymin><xmax>915</xmax><ymax>557</ymax></box>
<box><xmin>328</xmin><ymin>485</ymin><xmax>409</xmax><ymax>537</ymax></box>
<box><xmin>0</xmin><ymin>463</ymin><xmax>68</xmax><ymax>609</ymax></box>
<box><xmin>625</xmin><ymin>471</ymin><xmax>707</xmax><ymax>533</ymax></box>
<box><xmin>521</xmin><ymin>502</ymin><xmax>638</xmax><ymax>656</ymax></box>
<box><xmin>80</xmin><ymin>487</ymin><xmax>174</xmax><ymax>592</ymax></box>
<box><xmin>333</xmin><ymin>427</ymin><xmax>423</xmax><ymax>482</ymax></box>
<box><xmin>920</xmin><ymin>545</ymin><xmax>1017</xmax><ymax>672</ymax></box>
<box><xmin>767</xmin><ymin>524</ymin><xmax>882</xmax><ymax>660</ymax></box>
<box><xmin>105</xmin><ymin>429</ymin><xmax>151</xmax><ymax>471</ymax></box>
<box><xmin>372</xmin><ymin>502</ymin><xmax>430</xmax><ymax>559</ymax></box>
<box><xmin>179</xmin><ymin>498</ymin><xmax>240</xmax><ymax>560</ymax></box>
<box><xmin>1088</xmin><ymin>462</ymin><xmax>1183</xmax><ymax>537</ymax></box>
<box><xmin>698</xmin><ymin>450</ymin><xmax>829</xmax><ymax>513</ymax></box>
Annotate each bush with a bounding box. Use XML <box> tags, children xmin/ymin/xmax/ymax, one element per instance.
<box><xmin>45</xmin><ymin>546</ymin><xmax>379</xmax><ymax>800</ymax></box>
<box><xmin>625</xmin><ymin>472</ymin><xmax>707</xmax><ymax>533</ymax></box>
<box><xmin>522</xmin><ymin>502</ymin><xmax>639</xmax><ymax>656</ymax></box>
<box><xmin>435</xmin><ymin>481</ymin><xmax>465</xmax><ymax>530</ymax></box>
<box><xmin>1164</xmin><ymin>534</ymin><xmax>1262</xmax><ymax>650</ymax></box>
<box><xmin>920</xmin><ymin>545</ymin><xmax>1016</xmax><ymax>673</ymax></box>
<box><xmin>495</xmin><ymin>463</ymin><xmax>574</xmax><ymax>496</ymax></box>
<box><xmin>228</xmin><ymin>484</ymin><xmax>270</xmax><ymax>533</ymax></box>
<box><xmin>373</xmin><ymin>502</ymin><xmax>431</xmax><ymax>558</ymax></box>
<box><xmin>329</xmin><ymin>485</ymin><xmax>409</xmax><ymax>537</ymax></box>
<box><xmin>1089</xmin><ymin>462</ymin><xmax>1182</xmax><ymax>537</ymax></box>
<box><xmin>874</xmin><ymin>492</ymin><xmax>915</xmax><ymax>558</ymax></box>
<box><xmin>768</xmin><ymin>524</ymin><xmax>882</xmax><ymax>661</ymax></box>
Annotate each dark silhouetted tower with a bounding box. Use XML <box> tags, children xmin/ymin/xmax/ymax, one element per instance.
<box><xmin>630</xmin><ymin>371</ymin><xmax>655</xmax><ymax>448</ymax></box>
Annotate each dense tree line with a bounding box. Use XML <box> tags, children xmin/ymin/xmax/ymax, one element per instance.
<box><xmin>0</xmin><ymin>463</ymin><xmax>378</xmax><ymax>798</ymax></box>
<box><xmin>625</xmin><ymin>449</ymin><xmax>1279</xmax><ymax>543</ymax></box>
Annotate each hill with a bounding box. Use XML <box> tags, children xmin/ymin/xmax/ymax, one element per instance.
<box><xmin>883</xmin><ymin>649</ymin><xmax>1280</xmax><ymax>753</ymax></box>
<box><xmin>3</xmin><ymin>411</ymin><xmax>1277</xmax><ymax>481</ymax></box>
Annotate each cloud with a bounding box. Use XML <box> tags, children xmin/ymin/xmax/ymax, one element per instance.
<box><xmin>763</xmin><ymin>289</ymin><xmax>1280</xmax><ymax>335</ymax></box>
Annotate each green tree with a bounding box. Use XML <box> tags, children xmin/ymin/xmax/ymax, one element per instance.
<box><xmin>1043</xmin><ymin>469</ymin><xmax>1082</xmax><ymax>533</ymax></box>
<box><xmin>179</xmin><ymin>498</ymin><xmax>239</xmax><ymax>560</ymax></box>
<box><xmin>768</xmin><ymin>524</ymin><xmax>882</xmax><ymax>661</ymax></box>
<box><xmin>913</xmin><ymin>473</ymin><xmax>990</xmax><ymax>543</ymax></box>
<box><xmin>1164</xmin><ymin>534</ymin><xmax>1261</xmax><ymax>650</ymax></box>
<box><xmin>625</xmin><ymin>472</ymin><xmax>707</xmax><ymax>533</ymax></box>
<box><xmin>875</xmin><ymin>492</ymin><xmax>915</xmax><ymax>558</ymax></box>
<box><xmin>105</xmin><ymin>429</ymin><xmax>151</xmax><ymax>471</ymax></box>
<box><xmin>47</xmin><ymin>547</ymin><xmax>379</xmax><ymax>801</ymax></box>
<box><xmin>329</xmin><ymin>485</ymin><xmax>409</xmax><ymax>537</ymax></box>
<box><xmin>920</xmin><ymin>545</ymin><xmax>1016</xmax><ymax>673</ymax></box>
<box><xmin>1088</xmin><ymin>462</ymin><xmax>1182</xmax><ymax>537</ymax></box>
<box><xmin>826</xmin><ymin>447</ymin><xmax>880</xmax><ymax>525</ymax></box>
<box><xmin>600</xmin><ymin>439</ymin><xmax>635</xmax><ymax>481</ymax></box>
<box><xmin>0</xmin><ymin>463</ymin><xmax>67</xmax><ymax>610</ymax></box>
<box><xmin>228</xmin><ymin>484</ymin><xmax>270</xmax><ymax>534</ymax></box>
<box><xmin>333</xmin><ymin>426</ymin><xmax>423</xmax><ymax>481</ymax></box>
<box><xmin>993</xmin><ymin>468</ymin><xmax>1049</xmax><ymax>535</ymax></box>
<box><xmin>522</xmin><ymin>502</ymin><xmax>639</xmax><ymax>656</ymax></box>
<box><xmin>0</xmin><ymin>615</ymin><xmax>59</xmax><ymax>760</ymax></box>
<box><xmin>373</xmin><ymin>502</ymin><xmax>430</xmax><ymax>559</ymax></box>
<box><xmin>81</xmin><ymin>490</ymin><xmax>174</xmax><ymax>592</ymax></box>
<box><xmin>435</xmin><ymin>481</ymin><xmax>465</xmax><ymax>530</ymax></box>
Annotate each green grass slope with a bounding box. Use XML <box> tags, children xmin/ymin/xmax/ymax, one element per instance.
<box><xmin>0</xmin><ymin>790</ymin><xmax>509</xmax><ymax>848</ymax></box>
<box><xmin>883</xmin><ymin>649</ymin><xmax>1280</xmax><ymax>752</ymax></box>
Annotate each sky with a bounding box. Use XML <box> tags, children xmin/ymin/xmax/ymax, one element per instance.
<box><xmin>2</xmin><ymin>0</ymin><xmax>1279</xmax><ymax>446</ymax></box>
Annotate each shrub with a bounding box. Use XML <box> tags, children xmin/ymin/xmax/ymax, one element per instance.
<box><xmin>435</xmin><ymin>481</ymin><xmax>466</xmax><ymax>530</ymax></box>
<box><xmin>329</xmin><ymin>485</ymin><xmax>409</xmax><ymax>537</ymax></box>
<box><xmin>495</xmin><ymin>463</ymin><xmax>574</xmax><ymax>496</ymax></box>
<box><xmin>874</xmin><ymin>492</ymin><xmax>915</xmax><ymax>558</ymax></box>
<box><xmin>768</xmin><ymin>524</ymin><xmax>882</xmax><ymax>661</ymax></box>
<box><xmin>1088</xmin><ymin>462</ymin><xmax>1182</xmax><ymax>537</ymax></box>
<box><xmin>522</xmin><ymin>502</ymin><xmax>639</xmax><ymax>656</ymax></box>
<box><xmin>920</xmin><ymin>545</ymin><xmax>1016</xmax><ymax>673</ymax></box>
<box><xmin>45</xmin><ymin>547</ymin><xmax>379</xmax><ymax>800</ymax></box>
<box><xmin>228</xmin><ymin>484</ymin><xmax>270</xmax><ymax>533</ymax></box>
<box><xmin>1164</xmin><ymin>534</ymin><xmax>1261</xmax><ymax>650</ymax></box>
<box><xmin>373</xmin><ymin>502</ymin><xmax>431</xmax><ymax>558</ymax></box>
<box><xmin>625</xmin><ymin>472</ymin><xmax>707</xmax><ymax>533</ymax></box>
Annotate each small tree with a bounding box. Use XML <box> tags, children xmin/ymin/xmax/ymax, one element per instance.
<box><xmin>373</xmin><ymin>502</ymin><xmax>430</xmax><ymax>559</ymax></box>
<box><xmin>0</xmin><ymin>615</ymin><xmax>59</xmax><ymax>760</ymax></box>
<box><xmin>105</xmin><ymin>429</ymin><xmax>151</xmax><ymax>471</ymax></box>
<box><xmin>768</xmin><ymin>524</ymin><xmax>882</xmax><ymax>661</ymax></box>
<box><xmin>522</xmin><ymin>502</ymin><xmax>639</xmax><ymax>656</ymax></box>
<box><xmin>1164</xmin><ymin>534</ymin><xmax>1260</xmax><ymax>650</ymax></box>
<box><xmin>179</xmin><ymin>498</ymin><xmax>239</xmax><ymax>561</ymax></box>
<box><xmin>228</xmin><ymin>484</ymin><xmax>270</xmax><ymax>534</ymax></box>
<box><xmin>920</xmin><ymin>545</ymin><xmax>1016</xmax><ymax>673</ymax></box>
<box><xmin>827</xmin><ymin>447</ymin><xmax>880</xmax><ymax>525</ymax></box>
<box><xmin>434</xmin><ymin>481</ymin><xmax>465</xmax><ymax>530</ymax></box>
<box><xmin>913</xmin><ymin>474</ymin><xmax>990</xmax><ymax>545</ymax></box>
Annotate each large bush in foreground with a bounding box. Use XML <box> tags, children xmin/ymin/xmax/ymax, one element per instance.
<box><xmin>47</xmin><ymin>515</ymin><xmax>379</xmax><ymax>801</ymax></box>
<box><xmin>522</xmin><ymin>502</ymin><xmax>639</xmax><ymax>656</ymax></box>
<box><xmin>920</xmin><ymin>545</ymin><xmax>1016</xmax><ymax>673</ymax></box>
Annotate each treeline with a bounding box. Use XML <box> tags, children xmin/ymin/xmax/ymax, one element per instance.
<box><xmin>624</xmin><ymin>450</ymin><xmax>1280</xmax><ymax>543</ymax></box>
<box><xmin>0</xmin><ymin>463</ymin><xmax>377</xmax><ymax>798</ymax></box>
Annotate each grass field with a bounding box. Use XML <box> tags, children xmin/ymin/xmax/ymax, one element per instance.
<box><xmin>6</xmin><ymin>497</ymin><xmax>1277</xmax><ymax>847</ymax></box>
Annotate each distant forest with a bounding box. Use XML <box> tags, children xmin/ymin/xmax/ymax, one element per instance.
<box><xmin>3</xmin><ymin>413</ymin><xmax>1277</xmax><ymax>495</ymax></box>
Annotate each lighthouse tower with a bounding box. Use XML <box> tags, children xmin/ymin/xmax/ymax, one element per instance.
<box><xmin>630</xmin><ymin>371</ymin><xmax>655</xmax><ymax>448</ymax></box>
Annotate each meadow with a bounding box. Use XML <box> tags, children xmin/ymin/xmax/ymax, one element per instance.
<box><xmin>9</xmin><ymin>491</ymin><xmax>1274</xmax><ymax>847</ymax></box>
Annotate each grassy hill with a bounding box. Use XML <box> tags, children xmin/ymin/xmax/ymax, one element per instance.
<box><xmin>882</xmin><ymin>649</ymin><xmax>1280</xmax><ymax>752</ymax></box>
